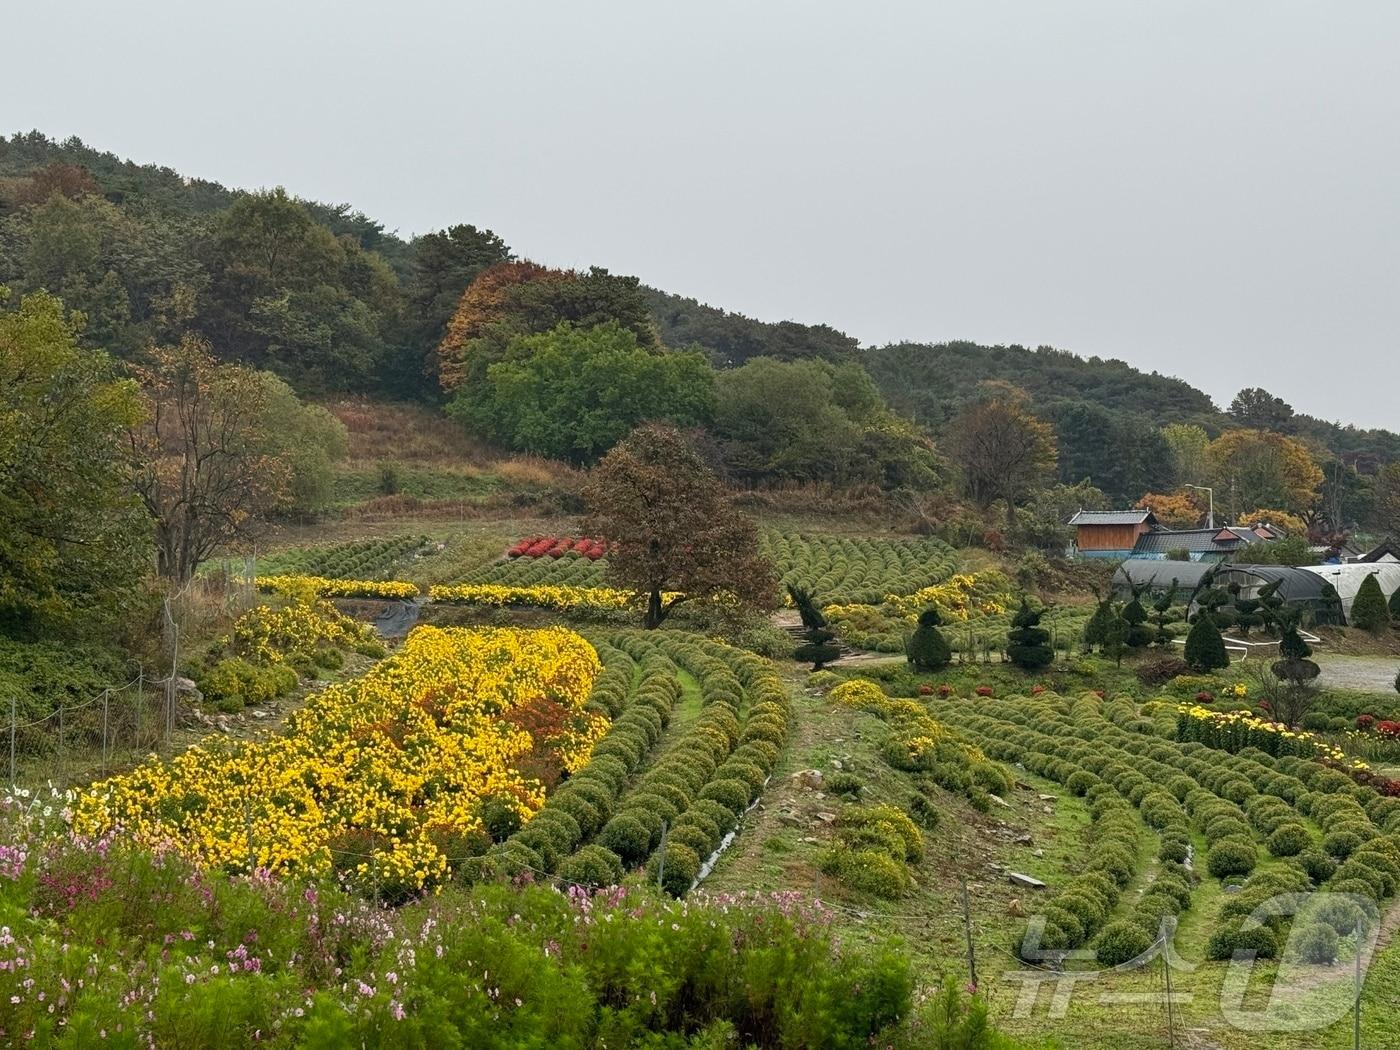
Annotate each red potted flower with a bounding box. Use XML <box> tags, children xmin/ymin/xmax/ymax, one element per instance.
<box><xmin>1031</xmin><ymin>685</ymin><xmax>1046</xmax><ymax>696</ymax></box>
<box><xmin>937</xmin><ymin>684</ymin><xmax>954</xmax><ymax>698</ymax></box>
<box><xmin>1357</xmin><ymin>714</ymin><xmax>1376</xmax><ymax>731</ymax></box>
<box><xmin>1194</xmin><ymin>690</ymin><xmax>1214</xmax><ymax>703</ymax></box>
<box><xmin>975</xmin><ymin>685</ymin><xmax>994</xmax><ymax>698</ymax></box>
<box><xmin>918</xmin><ymin>684</ymin><xmax>934</xmax><ymax>696</ymax></box>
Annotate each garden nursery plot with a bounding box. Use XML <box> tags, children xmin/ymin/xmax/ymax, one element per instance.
<box><xmin>763</xmin><ymin>530</ymin><xmax>962</xmax><ymax>605</ymax></box>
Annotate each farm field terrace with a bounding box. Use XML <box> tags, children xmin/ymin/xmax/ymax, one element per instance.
<box><xmin>702</xmin><ymin>664</ymin><xmax>1400</xmax><ymax>1050</ymax></box>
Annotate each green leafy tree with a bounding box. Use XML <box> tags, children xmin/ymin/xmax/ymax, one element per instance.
<box><xmin>448</xmin><ymin>322</ymin><xmax>715</xmax><ymax>463</ymax></box>
<box><xmin>0</xmin><ymin>290</ymin><xmax>149</xmax><ymax>636</ymax></box>
<box><xmin>583</xmin><ymin>423</ymin><xmax>777</xmax><ymax>628</ymax></box>
<box><xmin>712</xmin><ymin>357</ymin><xmax>937</xmax><ymax>490</ymax></box>
<box><xmin>907</xmin><ymin>608</ymin><xmax>953</xmax><ymax>671</ymax></box>
<box><xmin>1162</xmin><ymin>423</ymin><xmax>1211</xmax><ymax>488</ymax></box>
<box><xmin>1349</xmin><ymin>574</ymin><xmax>1390</xmax><ymax>633</ymax></box>
<box><xmin>1229</xmin><ymin>387</ymin><xmax>1295</xmax><ymax>433</ymax></box>
<box><xmin>1007</xmin><ymin>600</ymin><xmax>1055</xmax><ymax>669</ymax></box>
<box><xmin>1184</xmin><ymin>613</ymin><xmax>1230</xmax><ymax>673</ymax></box>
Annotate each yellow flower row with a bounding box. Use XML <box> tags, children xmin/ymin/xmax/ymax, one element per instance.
<box><xmin>74</xmin><ymin>626</ymin><xmax>605</xmax><ymax>892</ymax></box>
<box><xmin>231</xmin><ymin>599</ymin><xmax>377</xmax><ymax>665</ymax></box>
<box><xmin>257</xmin><ymin>575</ymin><xmax>422</xmax><ymax>600</ymax></box>
<box><xmin>1179</xmin><ymin>705</ymin><xmax>1369</xmax><ymax>772</ymax></box>
<box><xmin>428</xmin><ymin>583</ymin><xmax>680</xmax><ymax>612</ymax></box>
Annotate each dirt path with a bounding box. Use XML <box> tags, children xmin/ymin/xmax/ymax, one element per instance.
<box><xmin>1314</xmin><ymin>654</ymin><xmax>1398</xmax><ymax>694</ymax></box>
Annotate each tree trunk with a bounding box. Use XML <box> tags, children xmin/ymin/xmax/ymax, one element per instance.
<box><xmin>645</xmin><ymin>590</ymin><xmax>664</xmax><ymax>629</ymax></box>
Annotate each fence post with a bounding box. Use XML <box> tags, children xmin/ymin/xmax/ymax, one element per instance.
<box><xmin>8</xmin><ymin>694</ymin><xmax>15</xmax><ymax>789</ymax></box>
<box><xmin>101</xmin><ymin>690</ymin><xmax>110</xmax><ymax>775</ymax></box>
<box><xmin>57</xmin><ymin>703</ymin><xmax>64</xmax><ymax>782</ymax></box>
<box><xmin>961</xmin><ymin>880</ymin><xmax>978</xmax><ymax>991</ymax></box>
<box><xmin>656</xmin><ymin>820</ymin><xmax>669</xmax><ymax>891</ymax></box>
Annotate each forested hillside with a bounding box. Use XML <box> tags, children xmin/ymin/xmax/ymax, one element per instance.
<box><xmin>4</xmin><ymin>130</ymin><xmax>1400</xmax><ymax>533</ymax></box>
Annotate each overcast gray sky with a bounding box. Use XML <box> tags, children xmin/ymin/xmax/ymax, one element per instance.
<box><xmin>5</xmin><ymin>1</ymin><xmax>1397</xmax><ymax>428</ymax></box>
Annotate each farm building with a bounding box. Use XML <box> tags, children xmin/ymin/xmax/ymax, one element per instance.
<box><xmin>1070</xmin><ymin>510</ymin><xmax>1285</xmax><ymax>562</ymax></box>
<box><xmin>1067</xmin><ymin>509</ymin><xmax>1158</xmax><ymax>558</ymax></box>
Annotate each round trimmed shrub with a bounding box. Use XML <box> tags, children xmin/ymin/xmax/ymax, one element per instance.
<box><xmin>1207</xmin><ymin>838</ymin><xmax>1259</xmax><ymax>879</ymax></box>
<box><xmin>689</xmin><ymin>799</ymin><xmax>738</xmax><ymax>835</ymax></box>
<box><xmin>1096</xmin><ymin>921</ymin><xmax>1153</xmax><ymax>966</ymax></box>
<box><xmin>1207</xmin><ymin>920</ymin><xmax>1279</xmax><ymax>961</ymax></box>
<box><xmin>557</xmin><ymin>844</ymin><xmax>624</xmax><ymax>888</ymax></box>
<box><xmin>827</xmin><ymin>772</ymin><xmax>864</xmax><ymax>797</ymax></box>
<box><xmin>1298</xmin><ymin>849</ymin><xmax>1337</xmax><ymax>883</ymax></box>
<box><xmin>647</xmin><ymin>841</ymin><xmax>701</xmax><ymax>897</ymax></box>
<box><xmin>698</xmin><ymin>778</ymin><xmax>752</xmax><ymax>814</ymax></box>
<box><xmin>818</xmin><ymin>844</ymin><xmax>908</xmax><ymax>898</ymax></box>
<box><xmin>1267</xmin><ymin>823</ymin><xmax>1311</xmax><ymax>858</ymax></box>
<box><xmin>1322</xmin><ymin>829</ymin><xmax>1365</xmax><ymax>860</ymax></box>
<box><xmin>1291</xmin><ymin>922</ymin><xmax>1339</xmax><ymax>965</ymax></box>
<box><xmin>666</xmin><ymin>824</ymin><xmax>717</xmax><ymax>862</ymax></box>
<box><xmin>597</xmin><ymin>813</ymin><xmax>652</xmax><ymax>867</ymax></box>
<box><xmin>1314</xmin><ymin>896</ymin><xmax>1367</xmax><ymax>936</ymax></box>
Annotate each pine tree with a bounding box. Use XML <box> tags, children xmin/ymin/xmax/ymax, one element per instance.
<box><xmin>907</xmin><ymin>607</ymin><xmax>953</xmax><ymax>670</ymax></box>
<box><xmin>1102</xmin><ymin>605</ymin><xmax>1129</xmax><ymax>667</ymax></box>
<box><xmin>1008</xmin><ymin>599</ymin><xmax>1055</xmax><ymax>669</ymax></box>
<box><xmin>1082</xmin><ymin>596</ymin><xmax>1113</xmax><ymax>653</ymax></box>
<box><xmin>1184</xmin><ymin>613</ymin><xmax>1230</xmax><ymax>673</ymax></box>
<box><xmin>1350</xmin><ymin>574</ymin><xmax>1390</xmax><ymax>633</ymax></box>
<box><xmin>789</xmin><ymin>585</ymin><xmax>841</xmax><ymax>669</ymax></box>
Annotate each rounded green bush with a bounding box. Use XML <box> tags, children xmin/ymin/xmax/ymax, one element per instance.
<box><xmin>1314</xmin><ymin>896</ymin><xmax>1367</xmax><ymax>936</ymax></box>
<box><xmin>1291</xmin><ymin>922</ymin><xmax>1339</xmax><ymax>965</ymax></box>
<box><xmin>1095</xmin><ymin>920</ymin><xmax>1153</xmax><ymax>966</ymax></box>
<box><xmin>1267</xmin><ymin>823</ymin><xmax>1311</xmax><ymax>858</ymax></box>
<box><xmin>557</xmin><ymin>844</ymin><xmax>624</xmax><ymax>888</ymax></box>
<box><xmin>597</xmin><ymin>813</ymin><xmax>652</xmax><ymax>867</ymax></box>
<box><xmin>698</xmin><ymin>778</ymin><xmax>752</xmax><ymax>814</ymax></box>
<box><xmin>647</xmin><ymin>841</ymin><xmax>701</xmax><ymax>897</ymax></box>
<box><xmin>1207</xmin><ymin>838</ymin><xmax>1259</xmax><ymax>879</ymax></box>
<box><xmin>1298</xmin><ymin>849</ymin><xmax>1337</xmax><ymax>884</ymax></box>
<box><xmin>1207</xmin><ymin>921</ymin><xmax>1279</xmax><ymax>961</ymax></box>
<box><xmin>1322</xmin><ymin>829</ymin><xmax>1365</xmax><ymax>860</ymax></box>
<box><xmin>667</xmin><ymin>823</ymin><xmax>717</xmax><ymax>860</ymax></box>
<box><xmin>818</xmin><ymin>844</ymin><xmax>908</xmax><ymax>898</ymax></box>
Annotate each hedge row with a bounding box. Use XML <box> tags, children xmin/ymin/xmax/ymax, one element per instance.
<box><xmin>474</xmin><ymin>642</ymin><xmax>681</xmax><ymax>883</ymax></box>
<box><xmin>561</xmin><ymin>633</ymin><xmax>792</xmax><ymax>896</ymax></box>
<box><xmin>817</xmin><ymin>804</ymin><xmax>924</xmax><ymax>899</ymax></box>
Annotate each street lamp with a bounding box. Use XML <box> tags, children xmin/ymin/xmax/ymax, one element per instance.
<box><xmin>1184</xmin><ymin>484</ymin><xmax>1214</xmax><ymax>529</ymax></box>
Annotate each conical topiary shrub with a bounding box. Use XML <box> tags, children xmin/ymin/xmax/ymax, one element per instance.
<box><xmin>1271</xmin><ymin>619</ymin><xmax>1320</xmax><ymax>685</ymax></box>
<box><xmin>907</xmin><ymin>607</ymin><xmax>952</xmax><ymax>670</ymax></box>
<box><xmin>1389</xmin><ymin>583</ymin><xmax>1400</xmax><ymax>622</ymax></box>
<box><xmin>1007</xmin><ymin>599</ymin><xmax>1054</xmax><ymax>670</ymax></box>
<box><xmin>1184</xmin><ymin>612</ymin><xmax>1230</xmax><ymax>673</ymax></box>
<box><xmin>1122</xmin><ymin>585</ymin><xmax>1153</xmax><ymax>648</ymax></box>
<box><xmin>1351</xmin><ymin>574</ymin><xmax>1390</xmax><ymax>633</ymax></box>
<box><xmin>1082</xmin><ymin>598</ymin><xmax>1113</xmax><ymax>653</ymax></box>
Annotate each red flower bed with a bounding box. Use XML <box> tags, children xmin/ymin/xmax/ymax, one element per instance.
<box><xmin>937</xmin><ymin>684</ymin><xmax>954</xmax><ymax>698</ymax></box>
<box><xmin>1378</xmin><ymin>720</ymin><xmax>1400</xmax><ymax>740</ymax></box>
<box><xmin>917</xmin><ymin>684</ymin><xmax>934</xmax><ymax>696</ymax></box>
<box><xmin>975</xmin><ymin>686</ymin><xmax>994</xmax><ymax>698</ymax></box>
<box><xmin>1195</xmin><ymin>690</ymin><xmax>1214</xmax><ymax>703</ymax></box>
<box><xmin>1031</xmin><ymin>685</ymin><xmax>1046</xmax><ymax>696</ymax></box>
<box><xmin>507</xmin><ymin>536</ymin><xmax>608</xmax><ymax>560</ymax></box>
<box><xmin>1357</xmin><ymin>714</ymin><xmax>1375</xmax><ymax>730</ymax></box>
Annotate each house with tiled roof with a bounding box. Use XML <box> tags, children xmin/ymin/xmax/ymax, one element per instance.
<box><xmin>1068</xmin><ymin>511</ymin><xmax>1286</xmax><ymax>562</ymax></box>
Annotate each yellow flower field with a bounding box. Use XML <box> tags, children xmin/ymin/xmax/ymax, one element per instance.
<box><xmin>74</xmin><ymin>625</ymin><xmax>605</xmax><ymax>893</ymax></box>
<box><xmin>257</xmin><ymin>574</ymin><xmax>422</xmax><ymax>600</ymax></box>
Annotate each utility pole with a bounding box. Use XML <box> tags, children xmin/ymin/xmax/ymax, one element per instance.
<box><xmin>1185</xmin><ymin>484</ymin><xmax>1214</xmax><ymax>529</ymax></box>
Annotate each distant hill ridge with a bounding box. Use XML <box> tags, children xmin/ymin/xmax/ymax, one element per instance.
<box><xmin>3</xmin><ymin>130</ymin><xmax>1397</xmax><ymax>469</ymax></box>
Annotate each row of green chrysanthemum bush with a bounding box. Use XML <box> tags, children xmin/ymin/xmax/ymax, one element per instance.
<box><xmin>0</xmin><ymin>827</ymin><xmax>1052</xmax><ymax>1049</ymax></box>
